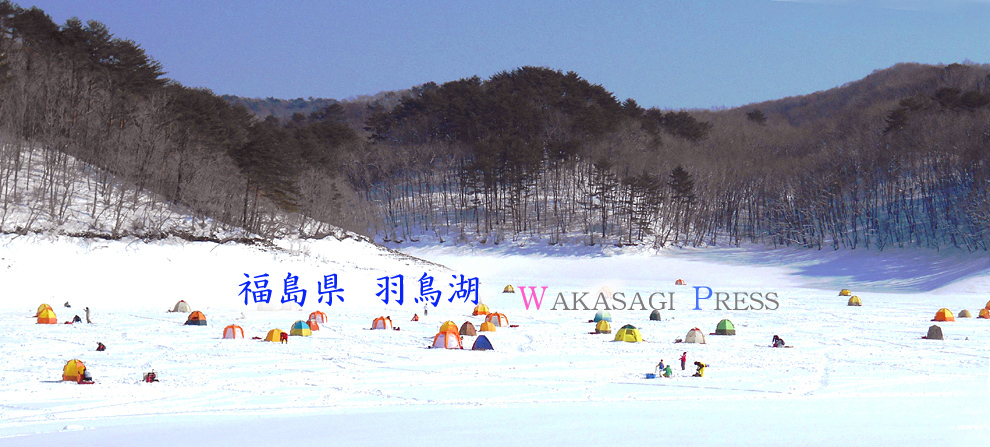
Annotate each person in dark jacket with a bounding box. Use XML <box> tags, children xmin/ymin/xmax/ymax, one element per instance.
<box><xmin>96</xmin><ymin>342</ymin><xmax>106</xmax><ymax>351</ymax></box>
<box><xmin>693</xmin><ymin>361</ymin><xmax>707</xmax><ymax>377</ymax></box>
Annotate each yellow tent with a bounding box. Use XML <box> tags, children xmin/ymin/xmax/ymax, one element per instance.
<box><xmin>614</xmin><ymin>324</ymin><xmax>642</xmax><ymax>342</ymax></box>
<box><xmin>472</xmin><ymin>303</ymin><xmax>490</xmax><ymax>316</ymax></box>
<box><xmin>290</xmin><ymin>321</ymin><xmax>313</xmax><ymax>336</ymax></box>
<box><xmin>37</xmin><ymin>308</ymin><xmax>58</xmax><ymax>324</ymax></box>
<box><xmin>439</xmin><ymin>320</ymin><xmax>458</xmax><ymax>332</ymax></box>
<box><xmin>479</xmin><ymin>321</ymin><xmax>496</xmax><ymax>332</ymax></box>
<box><xmin>503</xmin><ymin>285</ymin><xmax>515</xmax><ymax>293</ymax></box>
<box><xmin>847</xmin><ymin>296</ymin><xmax>862</xmax><ymax>306</ymax></box>
<box><xmin>62</xmin><ymin>359</ymin><xmax>86</xmax><ymax>382</ymax></box>
<box><xmin>595</xmin><ymin>319</ymin><xmax>611</xmax><ymax>334</ymax></box>
<box><xmin>36</xmin><ymin>303</ymin><xmax>53</xmax><ymax>317</ymax></box>
<box><xmin>264</xmin><ymin>329</ymin><xmax>286</xmax><ymax>342</ymax></box>
<box><xmin>839</xmin><ymin>289</ymin><xmax>851</xmax><ymax>296</ymax></box>
<box><xmin>933</xmin><ymin>308</ymin><xmax>954</xmax><ymax>322</ymax></box>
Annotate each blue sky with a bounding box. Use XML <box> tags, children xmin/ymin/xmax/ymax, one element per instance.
<box><xmin>28</xmin><ymin>0</ymin><xmax>990</xmax><ymax>109</ymax></box>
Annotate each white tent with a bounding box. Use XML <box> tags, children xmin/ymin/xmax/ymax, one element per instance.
<box><xmin>685</xmin><ymin>328</ymin><xmax>706</xmax><ymax>344</ymax></box>
<box><xmin>171</xmin><ymin>300</ymin><xmax>191</xmax><ymax>313</ymax></box>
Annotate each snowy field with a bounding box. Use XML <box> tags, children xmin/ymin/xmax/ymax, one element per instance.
<box><xmin>1</xmin><ymin>235</ymin><xmax>989</xmax><ymax>445</ymax></box>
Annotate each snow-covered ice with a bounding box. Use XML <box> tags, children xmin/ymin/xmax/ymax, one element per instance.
<box><xmin>1</xmin><ymin>236</ymin><xmax>988</xmax><ymax>445</ymax></box>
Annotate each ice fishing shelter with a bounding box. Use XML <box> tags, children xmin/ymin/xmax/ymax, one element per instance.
<box><xmin>431</xmin><ymin>329</ymin><xmax>463</xmax><ymax>349</ymax></box>
<box><xmin>36</xmin><ymin>308</ymin><xmax>57</xmax><ymax>324</ymax></box>
<box><xmin>472</xmin><ymin>335</ymin><xmax>494</xmax><ymax>350</ymax></box>
<box><xmin>290</xmin><ymin>320</ymin><xmax>312</xmax><ymax>336</ymax></box>
<box><xmin>933</xmin><ymin>308</ymin><xmax>954</xmax><ymax>322</ymax></box>
<box><xmin>593</xmin><ymin>310</ymin><xmax>611</xmax><ymax>323</ymax></box>
<box><xmin>372</xmin><ymin>316</ymin><xmax>393</xmax><ymax>330</ymax></box>
<box><xmin>62</xmin><ymin>359</ymin><xmax>86</xmax><ymax>382</ymax></box>
<box><xmin>185</xmin><ymin>311</ymin><xmax>207</xmax><ymax>326</ymax></box>
<box><xmin>847</xmin><ymin>296</ymin><xmax>862</xmax><ymax>306</ymax></box>
<box><xmin>306</xmin><ymin>319</ymin><xmax>320</xmax><ymax>331</ymax></box>
<box><xmin>503</xmin><ymin>285</ymin><xmax>515</xmax><ymax>293</ymax></box>
<box><xmin>459</xmin><ymin>321</ymin><xmax>477</xmax><ymax>336</ymax></box>
<box><xmin>439</xmin><ymin>320</ymin><xmax>458</xmax><ymax>332</ymax></box>
<box><xmin>714</xmin><ymin>319</ymin><xmax>736</xmax><ymax>335</ymax></box>
<box><xmin>924</xmin><ymin>325</ymin><xmax>943</xmax><ymax>340</ymax></box>
<box><xmin>308</xmin><ymin>311</ymin><xmax>327</xmax><ymax>324</ymax></box>
<box><xmin>675</xmin><ymin>279</ymin><xmax>687</xmax><ymax>285</ymax></box>
<box><xmin>839</xmin><ymin>289</ymin><xmax>851</xmax><ymax>297</ymax></box>
<box><xmin>479</xmin><ymin>321</ymin><xmax>496</xmax><ymax>332</ymax></box>
<box><xmin>264</xmin><ymin>329</ymin><xmax>285</xmax><ymax>342</ymax></box>
<box><xmin>614</xmin><ymin>324</ymin><xmax>643</xmax><ymax>343</ymax></box>
<box><xmin>36</xmin><ymin>303</ymin><xmax>53</xmax><ymax>317</ymax></box>
<box><xmin>172</xmin><ymin>300</ymin><xmax>191</xmax><ymax>313</ymax></box>
<box><xmin>222</xmin><ymin>324</ymin><xmax>244</xmax><ymax>339</ymax></box>
<box><xmin>649</xmin><ymin>310</ymin><xmax>662</xmax><ymax>321</ymax></box>
<box><xmin>486</xmin><ymin>313</ymin><xmax>509</xmax><ymax>327</ymax></box>
<box><xmin>595</xmin><ymin>319</ymin><xmax>612</xmax><ymax>334</ymax></box>
<box><xmin>958</xmin><ymin>309</ymin><xmax>972</xmax><ymax>318</ymax></box>
<box><xmin>472</xmin><ymin>303</ymin><xmax>490</xmax><ymax>316</ymax></box>
<box><xmin>980</xmin><ymin>308</ymin><xmax>990</xmax><ymax>319</ymax></box>
<box><xmin>685</xmin><ymin>328</ymin><xmax>706</xmax><ymax>344</ymax></box>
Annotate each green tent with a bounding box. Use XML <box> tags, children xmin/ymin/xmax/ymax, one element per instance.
<box><xmin>594</xmin><ymin>310</ymin><xmax>611</xmax><ymax>323</ymax></box>
<box><xmin>649</xmin><ymin>309</ymin><xmax>661</xmax><ymax>321</ymax></box>
<box><xmin>714</xmin><ymin>319</ymin><xmax>736</xmax><ymax>335</ymax></box>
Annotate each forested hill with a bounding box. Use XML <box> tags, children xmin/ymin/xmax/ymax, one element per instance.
<box><xmin>0</xmin><ymin>2</ymin><xmax>988</xmax><ymax>251</ymax></box>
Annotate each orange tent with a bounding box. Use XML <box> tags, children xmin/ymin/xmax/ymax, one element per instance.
<box><xmin>431</xmin><ymin>330</ymin><xmax>463</xmax><ymax>349</ymax></box>
<box><xmin>979</xmin><ymin>308</ymin><xmax>990</xmax><ymax>319</ymax></box>
<box><xmin>479</xmin><ymin>321</ymin><xmax>496</xmax><ymax>332</ymax></box>
<box><xmin>186</xmin><ymin>311</ymin><xmax>207</xmax><ymax>326</ymax></box>
<box><xmin>307</xmin><ymin>319</ymin><xmax>320</xmax><ymax>331</ymax></box>
<box><xmin>411</xmin><ymin>314</ymin><xmax>420</xmax><ymax>321</ymax></box>
<box><xmin>932</xmin><ymin>308</ymin><xmax>955</xmax><ymax>322</ymax></box>
<box><xmin>62</xmin><ymin>359</ymin><xmax>86</xmax><ymax>382</ymax></box>
<box><xmin>222</xmin><ymin>324</ymin><xmax>244</xmax><ymax>339</ymax></box>
<box><xmin>439</xmin><ymin>320</ymin><xmax>458</xmax><ymax>332</ymax></box>
<box><xmin>675</xmin><ymin>279</ymin><xmax>686</xmax><ymax>285</ymax></box>
<box><xmin>472</xmin><ymin>303</ymin><xmax>490</xmax><ymax>316</ymax></box>
<box><xmin>372</xmin><ymin>316</ymin><xmax>393</xmax><ymax>330</ymax></box>
<box><xmin>485</xmin><ymin>313</ymin><xmax>508</xmax><ymax>327</ymax></box>
<box><xmin>37</xmin><ymin>308</ymin><xmax>58</xmax><ymax>324</ymax></box>
<box><xmin>308</xmin><ymin>311</ymin><xmax>328</xmax><ymax>324</ymax></box>
<box><xmin>985</xmin><ymin>299</ymin><xmax>990</xmax><ymax>310</ymax></box>
<box><xmin>36</xmin><ymin>303</ymin><xmax>53</xmax><ymax>317</ymax></box>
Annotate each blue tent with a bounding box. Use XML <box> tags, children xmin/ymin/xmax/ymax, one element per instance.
<box><xmin>594</xmin><ymin>310</ymin><xmax>611</xmax><ymax>322</ymax></box>
<box><xmin>471</xmin><ymin>335</ymin><xmax>494</xmax><ymax>351</ymax></box>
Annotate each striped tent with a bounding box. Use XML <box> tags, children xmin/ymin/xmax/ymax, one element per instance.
<box><xmin>290</xmin><ymin>320</ymin><xmax>312</xmax><ymax>336</ymax></box>
<box><xmin>222</xmin><ymin>324</ymin><xmax>244</xmax><ymax>339</ymax></box>
<box><xmin>715</xmin><ymin>319</ymin><xmax>736</xmax><ymax>335</ymax></box>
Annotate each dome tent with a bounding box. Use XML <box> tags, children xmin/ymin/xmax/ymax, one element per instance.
<box><xmin>264</xmin><ymin>329</ymin><xmax>286</xmax><ymax>342</ymax></box>
<box><xmin>649</xmin><ymin>310</ymin><xmax>661</xmax><ymax>321</ymax></box>
<box><xmin>439</xmin><ymin>321</ymin><xmax>458</xmax><ymax>332</ymax></box>
<box><xmin>459</xmin><ymin>321</ymin><xmax>477</xmax><ymax>336</ymax></box>
<box><xmin>593</xmin><ymin>310</ymin><xmax>611</xmax><ymax>323</ymax></box>
<box><xmin>839</xmin><ymin>289</ymin><xmax>852</xmax><ymax>297</ymax></box>
<box><xmin>290</xmin><ymin>320</ymin><xmax>312</xmax><ymax>336</ymax></box>
<box><xmin>675</xmin><ymin>279</ymin><xmax>686</xmax><ymax>286</ymax></box>
<box><xmin>932</xmin><ymin>308</ymin><xmax>954</xmax><ymax>322</ymax></box>
<box><xmin>924</xmin><ymin>325</ymin><xmax>943</xmax><ymax>340</ymax></box>
<box><xmin>485</xmin><ymin>313</ymin><xmax>509</xmax><ymax>327</ymax></box>
<box><xmin>431</xmin><ymin>329</ymin><xmax>463</xmax><ymax>349</ymax></box>
<box><xmin>503</xmin><ymin>285</ymin><xmax>515</xmax><ymax>293</ymax></box>
<box><xmin>595</xmin><ymin>319</ymin><xmax>611</xmax><ymax>334</ymax></box>
<box><xmin>958</xmin><ymin>309</ymin><xmax>972</xmax><ymax>318</ymax></box>
<box><xmin>471</xmin><ymin>335</ymin><xmax>494</xmax><ymax>350</ymax></box>
<box><xmin>37</xmin><ymin>308</ymin><xmax>57</xmax><ymax>324</ymax></box>
<box><xmin>308</xmin><ymin>311</ymin><xmax>327</xmax><ymax>323</ymax></box>
<box><xmin>614</xmin><ymin>324</ymin><xmax>642</xmax><ymax>342</ymax></box>
<box><xmin>479</xmin><ymin>321</ymin><xmax>496</xmax><ymax>332</ymax></box>
<box><xmin>185</xmin><ymin>311</ymin><xmax>207</xmax><ymax>326</ymax></box>
<box><xmin>848</xmin><ymin>296</ymin><xmax>862</xmax><ymax>306</ymax></box>
<box><xmin>685</xmin><ymin>327</ymin><xmax>706</xmax><ymax>344</ymax></box>
<box><xmin>473</xmin><ymin>303</ymin><xmax>490</xmax><ymax>316</ymax></box>
<box><xmin>714</xmin><ymin>319</ymin><xmax>736</xmax><ymax>335</ymax></box>
<box><xmin>222</xmin><ymin>324</ymin><xmax>244</xmax><ymax>339</ymax></box>
<box><xmin>372</xmin><ymin>316</ymin><xmax>393</xmax><ymax>330</ymax></box>
<box><xmin>172</xmin><ymin>300</ymin><xmax>191</xmax><ymax>313</ymax></box>
<box><xmin>62</xmin><ymin>359</ymin><xmax>87</xmax><ymax>382</ymax></box>
<box><xmin>36</xmin><ymin>303</ymin><xmax>53</xmax><ymax>317</ymax></box>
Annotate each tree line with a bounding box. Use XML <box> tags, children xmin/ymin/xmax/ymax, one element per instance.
<box><xmin>1</xmin><ymin>2</ymin><xmax>989</xmax><ymax>252</ymax></box>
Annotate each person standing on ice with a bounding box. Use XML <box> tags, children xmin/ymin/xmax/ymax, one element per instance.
<box><xmin>680</xmin><ymin>352</ymin><xmax>687</xmax><ymax>370</ymax></box>
<box><xmin>656</xmin><ymin>359</ymin><xmax>665</xmax><ymax>375</ymax></box>
<box><xmin>84</xmin><ymin>307</ymin><xmax>91</xmax><ymax>324</ymax></box>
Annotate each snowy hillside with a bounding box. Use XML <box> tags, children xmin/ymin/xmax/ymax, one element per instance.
<box><xmin>1</xmin><ymin>237</ymin><xmax>989</xmax><ymax>445</ymax></box>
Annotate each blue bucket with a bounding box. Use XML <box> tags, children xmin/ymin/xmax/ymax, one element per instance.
<box><xmin>645</xmin><ymin>373</ymin><xmax>657</xmax><ymax>379</ymax></box>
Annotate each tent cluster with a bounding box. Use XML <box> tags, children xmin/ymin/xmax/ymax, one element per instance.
<box><xmin>430</xmin><ymin>305</ymin><xmax>509</xmax><ymax>351</ymax></box>
<box><xmin>215</xmin><ymin>309</ymin><xmax>329</xmax><ymax>342</ymax></box>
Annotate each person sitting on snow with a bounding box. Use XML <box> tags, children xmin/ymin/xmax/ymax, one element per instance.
<box><xmin>73</xmin><ymin>315</ymin><xmax>82</xmax><ymax>323</ymax></box>
<box><xmin>663</xmin><ymin>364</ymin><xmax>673</xmax><ymax>378</ymax></box>
<box><xmin>81</xmin><ymin>368</ymin><xmax>93</xmax><ymax>383</ymax></box>
<box><xmin>772</xmin><ymin>335</ymin><xmax>785</xmax><ymax>348</ymax></box>
<box><xmin>692</xmin><ymin>361</ymin><xmax>707</xmax><ymax>377</ymax></box>
<box><xmin>96</xmin><ymin>342</ymin><xmax>106</xmax><ymax>351</ymax></box>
